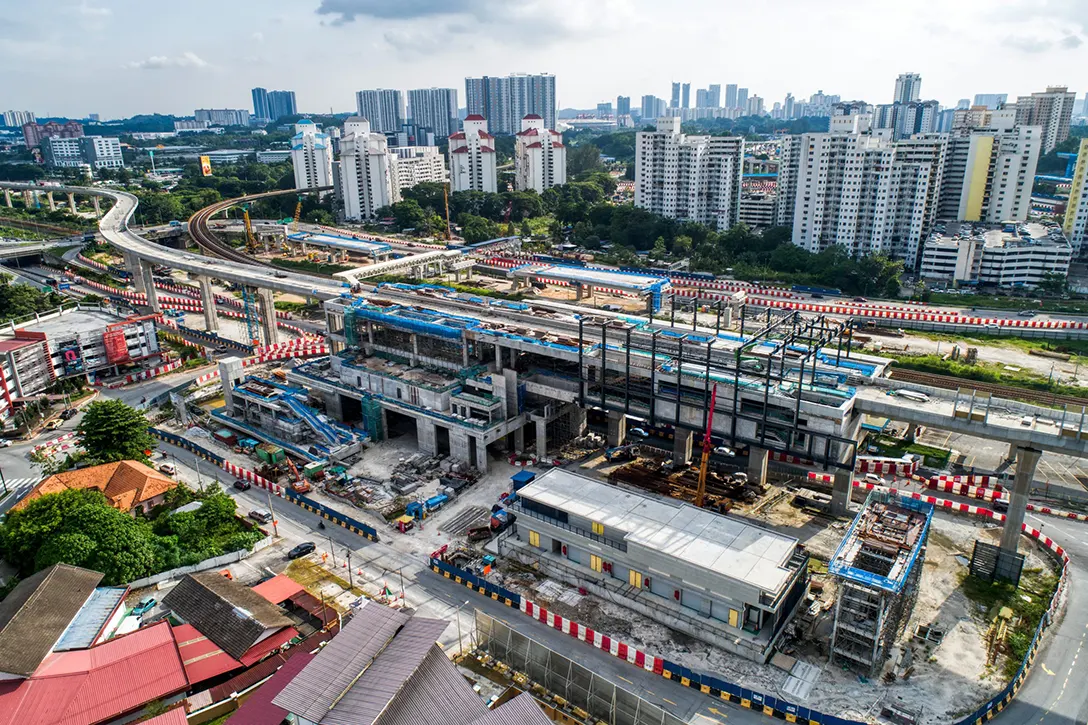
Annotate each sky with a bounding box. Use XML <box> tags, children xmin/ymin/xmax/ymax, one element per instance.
<box><xmin>3</xmin><ymin>0</ymin><xmax>1087</xmax><ymax>120</ymax></box>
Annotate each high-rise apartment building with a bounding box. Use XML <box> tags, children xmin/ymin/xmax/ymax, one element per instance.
<box><xmin>783</xmin><ymin>94</ymin><xmax>796</xmax><ymax>119</ymax></box>
<box><xmin>1063</xmin><ymin>138</ymin><xmax>1088</xmax><ymax>256</ymax></box>
<box><xmin>746</xmin><ymin>96</ymin><xmax>764</xmax><ymax>116</ymax></box>
<box><xmin>251</xmin><ymin>88</ymin><xmax>270</xmax><ymax>121</ymax></box>
<box><xmin>22</xmin><ymin>121</ymin><xmax>83</xmax><ymax>149</ymax></box>
<box><xmin>708</xmin><ymin>84</ymin><xmax>721</xmax><ymax>108</ymax></box>
<box><xmin>514</xmin><ymin>115</ymin><xmax>566</xmax><ymax>193</ymax></box>
<box><xmin>407</xmin><ymin>88</ymin><xmax>459</xmax><ymax>139</ymax></box>
<box><xmin>736</xmin><ymin>88</ymin><xmax>749</xmax><ymax>113</ymax></box>
<box><xmin>339</xmin><ymin>118</ymin><xmax>398</xmax><ymax>221</ymax></box>
<box><xmin>390</xmin><ymin>146</ymin><xmax>447</xmax><ymax>190</ymax></box>
<box><xmin>290</xmin><ymin>120</ymin><xmax>333</xmax><ymax>193</ymax></box>
<box><xmin>682</xmin><ymin>83</ymin><xmax>691</xmax><ymax>109</ymax></box>
<box><xmin>268</xmin><ymin>91</ymin><xmax>297</xmax><ymax>120</ymax></box>
<box><xmin>640</xmin><ymin>95</ymin><xmax>658</xmax><ymax>120</ymax></box>
<box><xmin>355</xmin><ymin>89</ymin><xmax>405</xmax><ymax>134</ymax></box>
<box><xmin>696</xmin><ymin>89</ymin><xmax>709</xmax><ymax>109</ymax></box>
<box><xmin>784</xmin><ymin>115</ymin><xmax>946</xmax><ymax>266</ymax></box>
<box><xmin>464</xmin><ymin>74</ymin><xmax>555</xmax><ymax>134</ymax></box>
<box><xmin>596</xmin><ymin>102</ymin><xmax>613</xmax><ymax>119</ymax></box>
<box><xmin>725</xmin><ymin>85</ymin><xmax>738</xmax><ymax>110</ymax></box>
<box><xmin>938</xmin><ymin>110</ymin><xmax>1040</xmax><ymax>223</ymax></box>
<box><xmin>670</xmin><ymin>83</ymin><xmax>681</xmax><ymax>109</ymax></box>
<box><xmin>634</xmin><ymin>117</ymin><xmax>744</xmax><ymax>230</ymax></box>
<box><xmin>194</xmin><ymin>109</ymin><xmax>250</xmax><ymax>126</ymax></box>
<box><xmin>41</xmin><ymin>136</ymin><xmax>122</xmax><ymax>169</ymax></box>
<box><xmin>894</xmin><ymin>100</ymin><xmax>940</xmax><ymax>140</ymax></box>
<box><xmin>893</xmin><ymin>73</ymin><xmax>922</xmax><ymax>104</ymax></box>
<box><xmin>617</xmin><ymin>96</ymin><xmax>631</xmax><ymax>116</ymax></box>
<box><xmin>1012</xmin><ymin>86</ymin><xmax>1075</xmax><ymax>153</ymax></box>
<box><xmin>973</xmin><ymin>93</ymin><xmax>1008</xmax><ymax>110</ymax></box>
<box><xmin>2</xmin><ymin>111</ymin><xmax>34</xmax><ymax>128</ymax></box>
<box><xmin>448</xmin><ymin>115</ymin><xmax>497</xmax><ymax>192</ymax></box>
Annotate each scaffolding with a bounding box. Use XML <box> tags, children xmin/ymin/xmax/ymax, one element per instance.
<box><xmin>829</xmin><ymin>491</ymin><xmax>932</xmax><ymax>675</ymax></box>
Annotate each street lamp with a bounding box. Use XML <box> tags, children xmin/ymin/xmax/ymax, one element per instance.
<box><xmin>454</xmin><ymin>599</ymin><xmax>470</xmax><ymax>657</ymax></box>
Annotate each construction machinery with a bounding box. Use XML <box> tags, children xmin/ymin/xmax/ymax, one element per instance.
<box><xmin>240</xmin><ymin>286</ymin><xmax>261</xmax><ymax>347</ymax></box>
<box><xmin>695</xmin><ymin>384</ymin><xmax>718</xmax><ymax>508</ymax></box>
<box><xmin>292</xmin><ymin>195</ymin><xmax>304</xmax><ymax>232</ymax></box>
<box><xmin>284</xmin><ymin>456</ymin><xmax>312</xmax><ymax>494</ymax></box>
<box><xmin>241</xmin><ymin>203</ymin><xmax>259</xmax><ymax>254</ymax></box>
<box><xmin>443</xmin><ymin>183</ymin><xmax>453</xmax><ymax>241</ymax></box>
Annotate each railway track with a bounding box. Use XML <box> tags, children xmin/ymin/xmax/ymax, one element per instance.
<box><xmin>888</xmin><ymin>367</ymin><xmax>1088</xmax><ymax>409</ymax></box>
<box><xmin>186</xmin><ymin>187</ymin><xmax>332</xmax><ymax>269</ymax></box>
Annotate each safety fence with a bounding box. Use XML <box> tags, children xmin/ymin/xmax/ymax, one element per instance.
<box><xmin>104</xmin><ymin>359</ymin><xmax>185</xmax><ymax>388</ymax></box>
<box><xmin>147</xmin><ymin>427</ymin><xmax>379</xmax><ymax>542</ymax></box>
<box><xmin>432</xmin><ymin>485</ymin><xmax>1069</xmax><ymax>725</ymax></box>
<box><xmin>189</xmin><ymin>343</ymin><xmax>329</xmax><ymax>387</ymax></box>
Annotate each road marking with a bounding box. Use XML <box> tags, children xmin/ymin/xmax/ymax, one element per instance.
<box><xmin>1042</xmin><ymin>663</ymin><xmax>1055</xmax><ymax>676</ymax></box>
<box><xmin>662</xmin><ymin>697</ymin><xmax>677</xmax><ymax>706</ymax></box>
<box><xmin>706</xmin><ymin>706</ymin><xmax>728</xmax><ymax>719</ymax></box>
<box><xmin>617</xmin><ymin>675</ymin><xmax>634</xmax><ymax>685</ymax></box>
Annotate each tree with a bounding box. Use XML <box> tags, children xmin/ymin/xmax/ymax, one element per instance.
<box><xmin>392</xmin><ymin>199</ymin><xmax>428</xmax><ymax>231</ymax></box>
<box><xmin>650</xmin><ymin>236</ymin><xmax>668</xmax><ymax>260</ymax></box>
<box><xmin>672</xmin><ymin>235</ymin><xmax>693</xmax><ymax>258</ymax></box>
<box><xmin>459</xmin><ymin>214</ymin><xmax>501</xmax><ymax>244</ymax></box>
<box><xmin>77</xmin><ymin>400</ymin><xmax>155</xmax><ymax>464</ymax></box>
<box><xmin>520</xmin><ymin>220</ymin><xmax>533</xmax><ymax>238</ymax></box>
<box><xmin>568</xmin><ymin>144</ymin><xmax>603</xmax><ymax>176</ymax></box>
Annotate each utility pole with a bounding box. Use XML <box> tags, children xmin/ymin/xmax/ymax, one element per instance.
<box><xmin>264</xmin><ymin>486</ymin><xmax>278</xmax><ymax>537</ymax></box>
<box><xmin>327</xmin><ymin>535</ymin><xmax>337</xmax><ymax>566</ymax></box>
<box><xmin>346</xmin><ymin>549</ymin><xmax>353</xmax><ymax>589</ymax></box>
<box><xmin>0</xmin><ymin>467</ymin><xmax>7</xmax><ymax>496</ymax></box>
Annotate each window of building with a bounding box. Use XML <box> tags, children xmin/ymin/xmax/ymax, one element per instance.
<box><xmin>591</xmin><ymin>521</ymin><xmax>604</xmax><ymax>535</ymax></box>
<box><xmin>590</xmin><ymin>554</ymin><xmax>602</xmax><ymax>572</ymax></box>
<box><xmin>629</xmin><ymin>569</ymin><xmax>643</xmax><ymax>588</ymax></box>
<box><xmin>528</xmin><ymin>530</ymin><xmax>540</xmax><ymax>548</ymax></box>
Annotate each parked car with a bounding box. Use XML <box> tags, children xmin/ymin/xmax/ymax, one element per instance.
<box><xmin>1017</xmin><ymin>310</ymin><xmax>1037</xmax><ymax>317</ymax></box>
<box><xmin>44</xmin><ymin>419</ymin><xmax>62</xmax><ymax>430</ymax></box>
<box><xmin>60</xmin><ymin>408</ymin><xmax>77</xmax><ymax>420</ymax></box>
<box><xmin>249</xmin><ymin>510</ymin><xmax>273</xmax><ymax>524</ymax></box>
<box><xmin>864</xmin><ymin>473</ymin><xmax>888</xmax><ymax>486</ymax></box>
<box><xmin>157</xmin><ymin>463</ymin><xmax>176</xmax><ymax>475</ymax></box>
<box><xmin>233</xmin><ymin>479</ymin><xmax>252</xmax><ymax>491</ymax></box>
<box><xmin>288</xmin><ymin>541</ymin><xmax>316</xmax><ymax>559</ymax></box>
<box><xmin>0</xmin><ymin>440</ymin><xmax>11</xmax><ymax>448</ymax></box>
<box><xmin>852</xmin><ymin>297</ymin><xmax>868</xmax><ymax>303</ymax></box>
<box><xmin>131</xmin><ymin>597</ymin><xmax>156</xmax><ymax>617</ymax></box>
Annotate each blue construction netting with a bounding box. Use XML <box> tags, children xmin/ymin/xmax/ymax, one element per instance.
<box><xmin>284</xmin><ymin>489</ymin><xmax>379</xmax><ymax>541</ymax></box>
<box><xmin>430</xmin><ymin>558</ymin><xmax>521</xmax><ymax>605</ymax></box>
<box><xmin>828</xmin><ymin>496</ymin><xmax>934</xmax><ymax>594</ymax></box>
<box><xmin>350</xmin><ymin>305</ymin><xmax>463</xmax><ymax>341</ymax></box>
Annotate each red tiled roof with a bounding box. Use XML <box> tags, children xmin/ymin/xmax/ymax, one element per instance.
<box><xmin>173</xmin><ymin>623</ymin><xmax>242</xmax><ymax>686</ymax></box>
<box><xmin>477</xmin><ymin>131</ymin><xmax>493</xmax><ymax>139</ymax></box>
<box><xmin>0</xmin><ymin>621</ymin><xmax>188</xmax><ymax>725</ymax></box>
<box><xmin>523</xmin><ymin>114</ymin><xmax>542</xmax><ymax>120</ymax></box>
<box><xmin>17</xmin><ymin>460</ymin><xmax>177</xmax><ymax>513</ymax></box>
<box><xmin>517</xmin><ymin>128</ymin><xmax>540</xmax><ymax>137</ymax></box>
<box><xmin>451</xmin><ymin>147</ymin><xmax>469</xmax><ymax>153</ymax></box>
<box><xmin>479</xmin><ymin>146</ymin><xmax>496</xmax><ymax>153</ymax></box>
<box><xmin>251</xmin><ymin>576</ymin><xmax>304</xmax><ymax>605</ymax></box>
<box><xmin>239</xmin><ymin>627</ymin><xmax>298</xmax><ymax>667</ymax></box>
<box><xmin>224</xmin><ymin>651</ymin><xmax>314</xmax><ymax>725</ymax></box>
<box><xmin>525</xmin><ymin>142</ymin><xmax>543</xmax><ymax>149</ymax></box>
<box><xmin>464</xmin><ymin>114</ymin><xmax>485</xmax><ymax>121</ymax></box>
<box><xmin>448</xmin><ymin>131</ymin><xmax>466</xmax><ymax>140</ymax></box>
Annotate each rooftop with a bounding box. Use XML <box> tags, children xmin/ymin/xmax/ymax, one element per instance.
<box><xmin>52</xmin><ymin>586</ymin><xmax>127</xmax><ymax>652</ymax></box>
<box><xmin>512</xmin><ymin>263</ymin><xmax>670</xmax><ymax>293</ymax></box>
<box><xmin>16</xmin><ymin>460</ymin><xmax>177</xmax><ymax>513</ymax></box>
<box><xmin>287</xmin><ymin>231</ymin><xmax>391</xmax><ymax>255</ymax></box>
<box><xmin>517</xmin><ymin>469</ymin><xmax>802</xmax><ymax>594</ymax></box>
<box><xmin>0</xmin><ymin>564</ymin><xmax>103</xmax><ymax>678</ymax></box>
<box><xmin>16</xmin><ymin>309</ymin><xmax>126</xmax><ymax>338</ymax></box>
<box><xmin>829</xmin><ymin>492</ymin><xmax>933</xmax><ymax>593</ymax></box>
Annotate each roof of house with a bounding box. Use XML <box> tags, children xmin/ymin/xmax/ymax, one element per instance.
<box><xmin>464</xmin><ymin>114</ymin><xmax>486</xmax><ymax>121</ymax></box>
<box><xmin>137</xmin><ymin>706</ymin><xmax>189</xmax><ymax>725</ymax></box>
<box><xmin>0</xmin><ymin>564</ymin><xmax>103</xmax><ymax>677</ymax></box>
<box><xmin>224</xmin><ymin>651</ymin><xmax>314</xmax><ymax>725</ymax></box>
<box><xmin>448</xmin><ymin>131</ymin><xmax>466</xmax><ymax>140</ymax></box>
<box><xmin>172</xmin><ymin>623</ymin><xmax>243</xmax><ymax>686</ymax></box>
<box><xmin>523</xmin><ymin>114</ymin><xmax>542</xmax><ymax>120</ymax></box>
<box><xmin>16</xmin><ymin>460</ymin><xmax>177</xmax><ymax>512</ymax></box>
<box><xmin>274</xmin><ymin>603</ymin><xmax>484</xmax><ymax>725</ymax></box>
<box><xmin>0</xmin><ymin>620</ymin><xmax>189</xmax><ymax>725</ymax></box>
<box><xmin>53</xmin><ymin>586</ymin><xmax>128</xmax><ymax>652</ymax></box>
<box><xmin>467</xmin><ymin>692</ymin><xmax>552</xmax><ymax>725</ymax></box>
<box><xmin>162</xmin><ymin>572</ymin><xmax>293</xmax><ymax>660</ymax></box>
<box><xmin>251</xmin><ymin>575</ymin><xmax>304</xmax><ymax>605</ymax></box>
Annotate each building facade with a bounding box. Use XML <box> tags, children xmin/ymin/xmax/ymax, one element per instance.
<box><xmin>1013</xmin><ymin>86</ymin><xmax>1075</xmax><ymax>153</ymax></box>
<box><xmin>268</xmin><ymin>90</ymin><xmax>297</xmax><ymax>120</ymax></box>
<box><xmin>920</xmin><ymin>223</ymin><xmax>1071</xmax><ymax>285</ymax></box>
<box><xmin>448</xmin><ymin>115</ymin><xmax>497</xmax><ymax>192</ymax></box>
<box><xmin>514</xmin><ymin>115</ymin><xmax>566</xmax><ymax>193</ymax></box>
<box><xmin>251</xmin><ymin>87</ymin><xmax>270</xmax><ymax>122</ymax></box>
<box><xmin>407</xmin><ymin>88</ymin><xmax>458</xmax><ymax>139</ymax></box>
<box><xmin>1063</xmin><ymin>138</ymin><xmax>1088</xmax><ymax>256</ymax></box>
<box><xmin>290</xmin><ymin>120</ymin><xmax>333</xmax><ymax>192</ymax></box>
<box><xmin>194</xmin><ymin>109</ymin><xmax>250</xmax><ymax>126</ymax></box>
<box><xmin>2</xmin><ymin>110</ymin><xmax>34</xmax><ymax>128</ymax></box>
<box><xmin>464</xmin><ymin>73</ymin><xmax>556</xmax><ymax>134</ymax></box>
<box><xmin>893</xmin><ymin>73</ymin><xmax>922</xmax><ymax>104</ymax></box>
<box><xmin>339</xmin><ymin>118</ymin><xmax>398</xmax><ymax>221</ymax></box>
<box><xmin>635</xmin><ymin>117</ymin><xmax>744</xmax><ymax>230</ymax></box>
<box><xmin>22</xmin><ymin>121</ymin><xmax>83</xmax><ymax>149</ymax></box>
<box><xmin>41</xmin><ymin>136</ymin><xmax>122</xmax><ymax>169</ymax></box>
<box><xmin>392</xmin><ymin>146</ymin><xmax>447</xmax><ymax>190</ymax></box>
<box><xmin>355</xmin><ymin>89</ymin><xmax>405</xmax><ymax>134</ymax></box>
<box><xmin>617</xmin><ymin>96</ymin><xmax>631</xmax><ymax>116</ymax></box>
<box><xmin>938</xmin><ymin>121</ymin><xmax>1041</xmax><ymax>224</ymax></box>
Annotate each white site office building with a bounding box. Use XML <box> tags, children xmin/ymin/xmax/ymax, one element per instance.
<box><xmin>448</xmin><ymin>115</ymin><xmax>497</xmax><ymax>193</ymax></box>
<box><xmin>339</xmin><ymin>117</ymin><xmax>398</xmax><ymax>221</ymax></box>
<box><xmin>514</xmin><ymin>115</ymin><xmax>566</xmax><ymax>193</ymax></box>
<box><xmin>290</xmin><ymin>120</ymin><xmax>333</xmax><ymax>195</ymax></box>
<box><xmin>634</xmin><ymin>117</ymin><xmax>744</xmax><ymax>230</ymax></box>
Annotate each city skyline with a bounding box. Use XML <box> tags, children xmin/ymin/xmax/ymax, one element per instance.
<box><xmin>2</xmin><ymin>0</ymin><xmax>1085</xmax><ymax>118</ymax></box>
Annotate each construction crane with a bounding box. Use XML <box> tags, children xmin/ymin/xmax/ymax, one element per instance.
<box><xmin>443</xmin><ymin>183</ymin><xmax>452</xmax><ymax>241</ymax></box>
<box><xmin>695</xmin><ymin>384</ymin><xmax>718</xmax><ymax>508</ymax></box>
<box><xmin>240</xmin><ymin>286</ymin><xmax>261</xmax><ymax>347</ymax></box>
<box><xmin>292</xmin><ymin>195</ymin><xmax>304</xmax><ymax>232</ymax></box>
<box><xmin>241</xmin><ymin>203</ymin><xmax>259</xmax><ymax>254</ymax></box>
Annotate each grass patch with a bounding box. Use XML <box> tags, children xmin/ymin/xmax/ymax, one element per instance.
<box><xmin>0</xmin><ymin>225</ymin><xmax>49</xmax><ymax>241</ymax></box>
<box><xmin>270</xmin><ymin>258</ymin><xmax>354</xmax><ymax>276</ymax></box>
<box><xmin>274</xmin><ymin>300</ymin><xmax>320</xmax><ymax>314</ymax></box>
<box><xmin>869</xmin><ymin>435</ymin><xmax>952</xmax><ymax>466</ymax></box>
<box><xmin>889</xmin><ymin>354</ymin><xmax>1088</xmax><ymax>400</ymax></box>
<box><xmin>959</xmin><ymin>567</ymin><xmax>1059</xmax><ymax>678</ymax></box>
<box><xmin>904</xmin><ymin>329</ymin><xmax>1088</xmax><ymax>363</ymax></box>
<box><xmin>925</xmin><ymin>292</ymin><xmax>1088</xmax><ymax>315</ymax></box>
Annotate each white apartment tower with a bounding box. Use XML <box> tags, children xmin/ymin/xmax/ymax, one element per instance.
<box><xmin>1014</xmin><ymin>86</ymin><xmax>1075</xmax><ymax>153</ymax></box>
<box><xmin>635</xmin><ymin>117</ymin><xmax>744</xmax><ymax>230</ymax></box>
<box><xmin>894</xmin><ymin>73</ymin><xmax>922</xmax><ymax>104</ymax></box>
<box><xmin>786</xmin><ymin>115</ymin><xmax>946</xmax><ymax>267</ymax></box>
<box><xmin>391</xmin><ymin>146</ymin><xmax>448</xmax><ymax>190</ymax></box>
<box><xmin>514</xmin><ymin>115</ymin><xmax>566</xmax><ymax>193</ymax></box>
<box><xmin>1063</xmin><ymin>138</ymin><xmax>1088</xmax><ymax>256</ymax></box>
<box><xmin>449</xmin><ymin>115</ymin><xmax>497</xmax><ymax>192</ymax></box>
<box><xmin>407</xmin><ymin>88</ymin><xmax>458</xmax><ymax>139</ymax></box>
<box><xmin>355</xmin><ymin>89</ymin><xmax>405</xmax><ymax>133</ymax></box>
<box><xmin>937</xmin><ymin>112</ymin><xmax>1041</xmax><ymax>224</ymax></box>
<box><xmin>339</xmin><ymin>117</ymin><xmax>399</xmax><ymax>221</ymax></box>
<box><xmin>290</xmin><ymin>120</ymin><xmax>333</xmax><ymax>193</ymax></box>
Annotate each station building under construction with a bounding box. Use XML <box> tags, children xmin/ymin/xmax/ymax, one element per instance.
<box><xmin>828</xmin><ymin>491</ymin><xmax>933</xmax><ymax>675</ymax></box>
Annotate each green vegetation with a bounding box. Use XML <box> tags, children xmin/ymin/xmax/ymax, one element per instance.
<box><xmin>0</xmin><ymin>273</ymin><xmax>66</xmax><ymax>325</ymax></box>
<box><xmin>77</xmin><ymin>400</ymin><xmax>157</xmax><ymax>465</ymax></box>
<box><xmin>868</xmin><ymin>434</ymin><xmax>951</xmax><ymax>467</ymax></box>
<box><xmin>924</xmin><ymin>291</ymin><xmax>1088</xmax><ymax>314</ymax></box>
<box><xmin>0</xmin><ymin>487</ymin><xmax>263</xmax><ymax>585</ymax></box>
<box><xmin>889</xmin><ymin>354</ymin><xmax>1088</xmax><ymax>400</ymax></box>
<box><xmin>273</xmin><ymin>300</ymin><xmax>320</xmax><ymax>314</ymax></box>
<box><xmin>959</xmin><ymin>568</ymin><xmax>1059</xmax><ymax>678</ymax></box>
<box><xmin>0</xmin><ymin>225</ymin><xmax>50</xmax><ymax>241</ymax></box>
<box><xmin>0</xmin><ymin>205</ymin><xmax>95</xmax><ymax>232</ymax></box>
<box><xmin>270</xmin><ymin>257</ymin><xmax>354</xmax><ymax>276</ymax></box>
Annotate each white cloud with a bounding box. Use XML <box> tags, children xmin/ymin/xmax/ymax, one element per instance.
<box><xmin>78</xmin><ymin>2</ymin><xmax>111</xmax><ymax>16</ymax></box>
<box><xmin>124</xmin><ymin>51</ymin><xmax>209</xmax><ymax>70</ymax></box>
<box><xmin>251</xmin><ymin>31</ymin><xmax>264</xmax><ymax>42</ymax></box>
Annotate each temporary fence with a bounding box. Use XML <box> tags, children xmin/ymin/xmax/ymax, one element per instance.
<box><xmin>104</xmin><ymin>359</ymin><xmax>185</xmax><ymax>388</ymax></box>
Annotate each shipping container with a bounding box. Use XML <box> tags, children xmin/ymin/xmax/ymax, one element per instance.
<box><xmin>213</xmin><ymin>429</ymin><xmax>238</xmax><ymax>446</ymax></box>
<box><xmin>255</xmin><ymin>442</ymin><xmax>285</xmax><ymax>464</ymax></box>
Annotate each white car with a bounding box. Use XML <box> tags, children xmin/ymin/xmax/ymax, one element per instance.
<box><xmin>0</xmin><ymin>440</ymin><xmax>11</xmax><ymax>448</ymax></box>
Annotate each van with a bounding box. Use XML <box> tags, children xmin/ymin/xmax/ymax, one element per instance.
<box><xmin>864</xmin><ymin>473</ymin><xmax>888</xmax><ymax>486</ymax></box>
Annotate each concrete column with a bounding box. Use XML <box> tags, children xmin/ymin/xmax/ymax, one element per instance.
<box><xmin>721</xmin><ymin>306</ymin><xmax>733</xmax><ymax>328</ymax></box>
<box><xmin>367</xmin><ymin>320</ymin><xmax>374</xmax><ymax>345</ymax></box>
<box><xmin>3</xmin><ymin>189</ymin><xmax>11</xmax><ymax>208</ymax></box>
<box><xmin>67</xmin><ymin>193</ymin><xmax>76</xmax><ymax>213</ymax></box>
<box><xmin>905</xmin><ymin>423</ymin><xmax>918</xmax><ymax>441</ymax></box>
<box><xmin>218</xmin><ymin>357</ymin><xmax>245</xmax><ymax>411</ymax></box>
<box><xmin>411</xmin><ymin>334</ymin><xmax>419</xmax><ymax>366</ymax></box>
<box><xmin>1005</xmin><ymin>442</ymin><xmax>1017</xmax><ymax>461</ymax></box>
<box><xmin>831</xmin><ymin>470</ymin><xmax>852</xmax><ymax>516</ymax></box>
<box><xmin>513</xmin><ymin>425</ymin><xmax>525</xmax><ymax>453</ymax></box>
<box><xmin>416</xmin><ymin>418</ymin><xmax>437</xmax><ymax>455</ymax></box>
<box><xmin>198</xmin><ymin>276</ymin><xmax>219</xmax><ymax>332</ymax></box>
<box><xmin>475</xmin><ymin>436</ymin><xmax>489</xmax><ymax>473</ymax></box>
<box><xmin>575</xmin><ymin>284</ymin><xmax>584</xmax><ymax>301</ymax></box>
<box><xmin>1000</xmin><ymin>447</ymin><xmax>1042</xmax><ymax>553</ymax></box>
<box><xmin>450</xmin><ymin>428</ymin><xmax>472</xmax><ymax>468</ymax></box>
<box><xmin>495</xmin><ymin>344</ymin><xmax>504</xmax><ymax>372</ymax></box>
<box><xmin>127</xmin><ymin>253</ymin><xmax>146</xmax><ymax>293</ymax></box>
<box><xmin>22</xmin><ymin>190</ymin><xmax>32</xmax><ymax>207</ymax></box>
<box><xmin>673</xmin><ymin>429</ymin><xmax>693</xmax><ymax>465</ymax></box>
<box><xmin>606</xmin><ymin>410</ymin><xmax>627</xmax><ymax>447</ymax></box>
<box><xmin>92</xmin><ymin>196</ymin><xmax>101</xmax><ymax>217</ymax></box>
<box><xmin>568</xmin><ymin>405</ymin><xmax>587</xmax><ymax>437</ymax></box>
<box><xmin>536</xmin><ymin>420</ymin><xmax>548</xmax><ymax>457</ymax></box>
<box><xmin>747</xmin><ymin>446</ymin><xmax>769</xmax><ymax>486</ymax></box>
<box><xmin>46</xmin><ymin>191</ymin><xmax>55</xmax><ymax>212</ymax></box>
<box><xmin>461</xmin><ymin>336</ymin><xmax>470</xmax><ymax>367</ymax></box>
<box><xmin>140</xmin><ymin>262</ymin><xmax>160</xmax><ymax>313</ymax></box>
<box><xmin>257</xmin><ymin>288</ymin><xmax>279</xmax><ymax>346</ymax></box>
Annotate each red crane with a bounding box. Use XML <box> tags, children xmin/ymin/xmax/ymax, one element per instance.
<box><xmin>695</xmin><ymin>383</ymin><xmax>718</xmax><ymax>508</ymax></box>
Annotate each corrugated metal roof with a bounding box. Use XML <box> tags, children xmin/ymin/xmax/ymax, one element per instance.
<box><xmin>0</xmin><ymin>620</ymin><xmax>188</xmax><ymax>725</ymax></box>
<box><xmin>273</xmin><ymin>604</ymin><xmax>410</xmax><ymax>722</ymax></box>
<box><xmin>225</xmin><ymin>651</ymin><xmax>314</xmax><ymax>725</ymax></box>
<box><xmin>251</xmin><ymin>575</ymin><xmax>304</xmax><ymax>604</ymax></box>
<box><xmin>467</xmin><ymin>692</ymin><xmax>553</xmax><ymax>725</ymax></box>
<box><xmin>324</xmin><ymin>618</ymin><xmax>454</xmax><ymax>725</ymax></box>
<box><xmin>137</xmin><ymin>705</ymin><xmax>189</xmax><ymax>725</ymax></box>
<box><xmin>367</xmin><ymin>647</ymin><xmax>488</xmax><ymax>725</ymax></box>
<box><xmin>239</xmin><ymin>626</ymin><xmax>298</xmax><ymax>667</ymax></box>
<box><xmin>54</xmin><ymin>587</ymin><xmax>128</xmax><ymax>651</ymax></box>
<box><xmin>173</xmin><ymin>623</ymin><xmax>243</xmax><ymax>686</ymax></box>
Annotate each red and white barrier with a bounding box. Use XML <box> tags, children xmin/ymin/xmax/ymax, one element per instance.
<box><xmin>106</xmin><ymin>359</ymin><xmax>184</xmax><ymax>388</ymax></box>
<box><xmin>856</xmin><ymin>456</ymin><xmax>918</xmax><ymax>477</ymax></box>
<box><xmin>931</xmin><ymin>474</ymin><xmax>1003</xmax><ymax>491</ymax></box>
